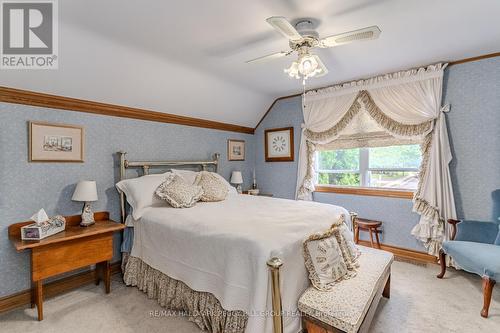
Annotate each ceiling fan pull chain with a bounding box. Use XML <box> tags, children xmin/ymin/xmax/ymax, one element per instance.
<box><xmin>302</xmin><ymin>80</ymin><xmax>307</xmax><ymax>109</ymax></box>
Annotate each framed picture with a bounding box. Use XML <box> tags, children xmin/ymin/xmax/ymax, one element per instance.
<box><xmin>227</xmin><ymin>139</ymin><xmax>245</xmax><ymax>161</ymax></box>
<box><xmin>29</xmin><ymin>122</ymin><xmax>84</xmax><ymax>162</ymax></box>
<box><xmin>265</xmin><ymin>127</ymin><xmax>294</xmax><ymax>162</ymax></box>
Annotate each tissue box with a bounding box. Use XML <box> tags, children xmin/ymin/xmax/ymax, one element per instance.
<box><xmin>21</xmin><ymin>216</ymin><xmax>66</xmax><ymax>240</ymax></box>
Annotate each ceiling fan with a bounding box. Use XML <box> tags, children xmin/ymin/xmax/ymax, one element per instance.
<box><xmin>246</xmin><ymin>17</ymin><xmax>381</xmax><ymax>82</ymax></box>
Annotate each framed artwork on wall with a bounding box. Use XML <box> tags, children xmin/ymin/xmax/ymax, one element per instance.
<box><xmin>29</xmin><ymin>121</ymin><xmax>85</xmax><ymax>162</ymax></box>
<box><xmin>227</xmin><ymin>139</ymin><xmax>245</xmax><ymax>161</ymax></box>
<box><xmin>265</xmin><ymin>127</ymin><xmax>294</xmax><ymax>162</ymax></box>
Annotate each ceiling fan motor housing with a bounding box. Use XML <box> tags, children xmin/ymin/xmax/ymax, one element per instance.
<box><xmin>289</xmin><ymin>19</ymin><xmax>320</xmax><ymax>50</ymax></box>
<box><xmin>295</xmin><ymin>19</ymin><xmax>320</xmax><ymax>39</ymax></box>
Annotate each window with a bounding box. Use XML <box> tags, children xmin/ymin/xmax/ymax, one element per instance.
<box><xmin>315</xmin><ymin>144</ymin><xmax>421</xmax><ymax>191</ymax></box>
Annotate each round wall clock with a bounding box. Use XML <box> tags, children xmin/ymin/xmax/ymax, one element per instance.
<box><xmin>265</xmin><ymin>127</ymin><xmax>294</xmax><ymax>162</ymax></box>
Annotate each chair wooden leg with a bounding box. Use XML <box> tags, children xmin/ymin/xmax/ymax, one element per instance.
<box><xmin>374</xmin><ymin>229</ymin><xmax>381</xmax><ymax>249</ymax></box>
<box><xmin>354</xmin><ymin>224</ymin><xmax>359</xmax><ymax>244</ymax></box>
<box><xmin>369</xmin><ymin>229</ymin><xmax>375</xmax><ymax>248</ymax></box>
<box><xmin>481</xmin><ymin>277</ymin><xmax>496</xmax><ymax>318</ymax></box>
<box><xmin>437</xmin><ymin>249</ymin><xmax>446</xmax><ymax>279</ymax></box>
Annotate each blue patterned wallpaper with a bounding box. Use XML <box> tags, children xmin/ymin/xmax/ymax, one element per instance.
<box><xmin>0</xmin><ymin>56</ymin><xmax>498</xmax><ymax>298</ymax></box>
<box><xmin>0</xmin><ymin>104</ymin><xmax>255</xmax><ymax>297</ymax></box>
<box><xmin>255</xmin><ymin>57</ymin><xmax>500</xmax><ymax>251</ymax></box>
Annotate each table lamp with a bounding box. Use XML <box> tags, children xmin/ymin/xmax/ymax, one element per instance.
<box><xmin>230</xmin><ymin>171</ymin><xmax>243</xmax><ymax>194</ymax></box>
<box><xmin>72</xmin><ymin>181</ymin><xmax>98</xmax><ymax>227</ymax></box>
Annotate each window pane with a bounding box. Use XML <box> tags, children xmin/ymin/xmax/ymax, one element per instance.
<box><xmin>369</xmin><ymin>171</ymin><xmax>419</xmax><ymax>190</ymax></box>
<box><xmin>317</xmin><ymin>172</ymin><xmax>361</xmax><ymax>186</ymax></box>
<box><xmin>369</xmin><ymin>145</ymin><xmax>421</xmax><ymax>169</ymax></box>
<box><xmin>318</xmin><ymin>149</ymin><xmax>359</xmax><ymax>171</ymax></box>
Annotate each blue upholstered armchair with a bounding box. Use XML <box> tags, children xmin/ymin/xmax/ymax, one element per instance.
<box><xmin>437</xmin><ymin>219</ymin><xmax>500</xmax><ymax>318</ymax></box>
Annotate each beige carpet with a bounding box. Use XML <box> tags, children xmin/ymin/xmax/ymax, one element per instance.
<box><xmin>1</xmin><ymin>260</ymin><xmax>499</xmax><ymax>333</ymax></box>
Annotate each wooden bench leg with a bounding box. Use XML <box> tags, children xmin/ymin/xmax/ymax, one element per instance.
<box><xmin>382</xmin><ymin>274</ymin><xmax>391</xmax><ymax>299</ymax></box>
<box><xmin>437</xmin><ymin>250</ymin><xmax>446</xmax><ymax>279</ymax></box>
<box><xmin>481</xmin><ymin>277</ymin><xmax>495</xmax><ymax>318</ymax></box>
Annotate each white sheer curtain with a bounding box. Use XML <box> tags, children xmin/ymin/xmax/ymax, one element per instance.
<box><xmin>295</xmin><ymin>63</ymin><xmax>456</xmax><ymax>256</ymax></box>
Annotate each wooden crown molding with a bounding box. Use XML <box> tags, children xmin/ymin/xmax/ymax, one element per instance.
<box><xmin>254</xmin><ymin>51</ymin><xmax>500</xmax><ymax>130</ymax></box>
<box><xmin>1</xmin><ymin>52</ymin><xmax>497</xmax><ymax>134</ymax></box>
<box><xmin>448</xmin><ymin>52</ymin><xmax>500</xmax><ymax>66</ymax></box>
<box><xmin>0</xmin><ymin>86</ymin><xmax>254</xmax><ymax>134</ymax></box>
<box><xmin>0</xmin><ymin>262</ymin><xmax>121</xmax><ymax>315</ymax></box>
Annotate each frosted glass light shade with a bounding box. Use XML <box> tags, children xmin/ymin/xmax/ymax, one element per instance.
<box><xmin>72</xmin><ymin>181</ymin><xmax>98</xmax><ymax>202</ymax></box>
<box><xmin>230</xmin><ymin>171</ymin><xmax>243</xmax><ymax>184</ymax></box>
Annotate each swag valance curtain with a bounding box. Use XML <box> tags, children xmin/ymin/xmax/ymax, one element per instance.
<box><xmin>295</xmin><ymin>63</ymin><xmax>456</xmax><ymax>256</ymax></box>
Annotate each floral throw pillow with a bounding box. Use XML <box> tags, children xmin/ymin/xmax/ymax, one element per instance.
<box><xmin>302</xmin><ymin>228</ymin><xmax>348</xmax><ymax>291</ymax></box>
<box><xmin>194</xmin><ymin>171</ymin><xmax>228</xmax><ymax>202</ymax></box>
<box><xmin>155</xmin><ymin>174</ymin><xmax>203</xmax><ymax>208</ymax></box>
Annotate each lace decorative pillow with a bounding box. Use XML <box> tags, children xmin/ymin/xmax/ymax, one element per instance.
<box><xmin>194</xmin><ymin>171</ymin><xmax>229</xmax><ymax>202</ymax></box>
<box><xmin>155</xmin><ymin>174</ymin><xmax>203</xmax><ymax>208</ymax></box>
<box><xmin>331</xmin><ymin>215</ymin><xmax>361</xmax><ymax>272</ymax></box>
<box><xmin>302</xmin><ymin>227</ymin><xmax>348</xmax><ymax>291</ymax></box>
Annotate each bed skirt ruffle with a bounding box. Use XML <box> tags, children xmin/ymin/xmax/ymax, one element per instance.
<box><xmin>123</xmin><ymin>256</ymin><xmax>248</xmax><ymax>333</ymax></box>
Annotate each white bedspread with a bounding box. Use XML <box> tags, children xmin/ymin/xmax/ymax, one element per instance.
<box><xmin>131</xmin><ymin>194</ymin><xmax>349</xmax><ymax>333</ymax></box>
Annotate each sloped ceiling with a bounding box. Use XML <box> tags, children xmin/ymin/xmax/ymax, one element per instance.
<box><xmin>1</xmin><ymin>0</ymin><xmax>500</xmax><ymax>127</ymax></box>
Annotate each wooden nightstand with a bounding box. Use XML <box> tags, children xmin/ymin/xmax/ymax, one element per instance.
<box><xmin>242</xmin><ymin>191</ymin><xmax>274</xmax><ymax>197</ymax></box>
<box><xmin>8</xmin><ymin>211</ymin><xmax>124</xmax><ymax>321</ymax></box>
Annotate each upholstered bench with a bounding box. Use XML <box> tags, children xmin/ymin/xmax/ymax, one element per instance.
<box><xmin>299</xmin><ymin>246</ymin><xmax>394</xmax><ymax>333</ymax></box>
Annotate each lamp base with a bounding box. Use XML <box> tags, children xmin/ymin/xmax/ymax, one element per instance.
<box><xmin>236</xmin><ymin>184</ymin><xmax>242</xmax><ymax>194</ymax></box>
<box><xmin>80</xmin><ymin>202</ymin><xmax>95</xmax><ymax>227</ymax></box>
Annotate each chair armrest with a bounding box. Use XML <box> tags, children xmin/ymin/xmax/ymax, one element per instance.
<box><xmin>450</xmin><ymin>219</ymin><xmax>499</xmax><ymax>244</ymax></box>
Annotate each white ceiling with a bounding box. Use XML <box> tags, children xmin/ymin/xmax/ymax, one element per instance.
<box><xmin>1</xmin><ymin>0</ymin><xmax>500</xmax><ymax>127</ymax></box>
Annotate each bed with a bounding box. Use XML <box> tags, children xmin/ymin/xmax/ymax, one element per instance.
<box><xmin>116</xmin><ymin>152</ymin><xmax>355</xmax><ymax>333</ymax></box>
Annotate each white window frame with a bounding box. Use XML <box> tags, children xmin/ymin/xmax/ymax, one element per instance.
<box><xmin>315</xmin><ymin>147</ymin><xmax>420</xmax><ymax>190</ymax></box>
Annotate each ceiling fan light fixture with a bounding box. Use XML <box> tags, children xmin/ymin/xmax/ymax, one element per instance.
<box><xmin>285</xmin><ymin>52</ymin><xmax>327</xmax><ymax>82</ymax></box>
<box><xmin>284</xmin><ymin>61</ymin><xmax>300</xmax><ymax>79</ymax></box>
<box><xmin>298</xmin><ymin>54</ymin><xmax>319</xmax><ymax>77</ymax></box>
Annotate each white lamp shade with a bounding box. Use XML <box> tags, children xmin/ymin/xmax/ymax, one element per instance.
<box><xmin>230</xmin><ymin>171</ymin><xmax>243</xmax><ymax>184</ymax></box>
<box><xmin>72</xmin><ymin>181</ymin><xmax>98</xmax><ymax>202</ymax></box>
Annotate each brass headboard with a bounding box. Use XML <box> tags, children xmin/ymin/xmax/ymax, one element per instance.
<box><xmin>117</xmin><ymin>151</ymin><xmax>220</xmax><ymax>223</ymax></box>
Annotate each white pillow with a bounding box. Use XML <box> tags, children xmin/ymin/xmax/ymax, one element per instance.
<box><xmin>116</xmin><ymin>173</ymin><xmax>169</xmax><ymax>220</ymax></box>
<box><xmin>171</xmin><ymin>169</ymin><xmax>199</xmax><ymax>185</ymax></box>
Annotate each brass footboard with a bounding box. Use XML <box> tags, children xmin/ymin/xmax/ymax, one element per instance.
<box><xmin>267</xmin><ymin>257</ymin><xmax>284</xmax><ymax>333</ymax></box>
<box><xmin>266</xmin><ymin>212</ymin><xmax>358</xmax><ymax>333</ymax></box>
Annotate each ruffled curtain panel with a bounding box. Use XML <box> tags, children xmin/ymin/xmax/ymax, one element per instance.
<box><xmin>295</xmin><ymin>64</ymin><xmax>456</xmax><ymax>256</ymax></box>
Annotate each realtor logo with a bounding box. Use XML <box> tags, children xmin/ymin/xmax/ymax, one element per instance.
<box><xmin>1</xmin><ymin>0</ymin><xmax>58</xmax><ymax>69</ymax></box>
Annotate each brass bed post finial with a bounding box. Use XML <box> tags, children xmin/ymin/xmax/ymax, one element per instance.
<box><xmin>267</xmin><ymin>257</ymin><xmax>284</xmax><ymax>333</ymax></box>
<box><xmin>349</xmin><ymin>211</ymin><xmax>358</xmax><ymax>232</ymax></box>
<box><xmin>213</xmin><ymin>152</ymin><xmax>220</xmax><ymax>173</ymax></box>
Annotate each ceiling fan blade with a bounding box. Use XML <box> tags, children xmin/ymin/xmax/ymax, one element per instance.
<box><xmin>245</xmin><ymin>51</ymin><xmax>292</xmax><ymax>64</ymax></box>
<box><xmin>266</xmin><ymin>16</ymin><xmax>303</xmax><ymax>41</ymax></box>
<box><xmin>318</xmin><ymin>26</ymin><xmax>381</xmax><ymax>48</ymax></box>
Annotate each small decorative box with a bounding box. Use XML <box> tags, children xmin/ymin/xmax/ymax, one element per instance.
<box><xmin>21</xmin><ymin>215</ymin><xmax>66</xmax><ymax>240</ymax></box>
